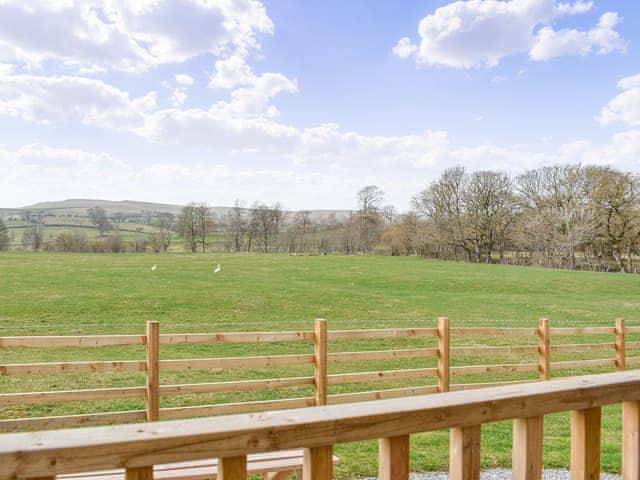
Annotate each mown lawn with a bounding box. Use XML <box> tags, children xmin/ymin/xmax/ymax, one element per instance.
<box><xmin>1</xmin><ymin>252</ymin><xmax>640</xmax><ymax>477</ymax></box>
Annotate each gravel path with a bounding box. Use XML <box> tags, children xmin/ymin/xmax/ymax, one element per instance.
<box><xmin>367</xmin><ymin>470</ymin><xmax>620</xmax><ymax>480</ymax></box>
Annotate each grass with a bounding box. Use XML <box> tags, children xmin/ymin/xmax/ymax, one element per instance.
<box><xmin>1</xmin><ymin>252</ymin><xmax>640</xmax><ymax>477</ymax></box>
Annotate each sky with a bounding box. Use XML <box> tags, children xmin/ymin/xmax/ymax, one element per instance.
<box><xmin>0</xmin><ymin>0</ymin><xmax>639</xmax><ymax>211</ymax></box>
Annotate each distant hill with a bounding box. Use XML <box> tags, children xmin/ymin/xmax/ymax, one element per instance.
<box><xmin>16</xmin><ymin>199</ymin><xmax>352</xmax><ymax>221</ymax></box>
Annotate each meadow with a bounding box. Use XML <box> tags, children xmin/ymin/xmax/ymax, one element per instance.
<box><xmin>1</xmin><ymin>252</ymin><xmax>640</xmax><ymax>477</ymax></box>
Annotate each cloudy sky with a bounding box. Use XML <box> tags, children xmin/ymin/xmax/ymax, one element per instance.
<box><xmin>0</xmin><ymin>0</ymin><xmax>639</xmax><ymax>210</ymax></box>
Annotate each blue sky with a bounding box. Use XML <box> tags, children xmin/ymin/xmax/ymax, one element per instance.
<box><xmin>0</xmin><ymin>0</ymin><xmax>639</xmax><ymax>210</ymax></box>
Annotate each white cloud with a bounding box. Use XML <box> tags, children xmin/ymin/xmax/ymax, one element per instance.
<box><xmin>392</xmin><ymin>37</ymin><xmax>418</xmax><ymax>59</ymax></box>
<box><xmin>174</xmin><ymin>74</ymin><xmax>194</xmax><ymax>86</ymax></box>
<box><xmin>394</xmin><ymin>0</ymin><xmax>623</xmax><ymax>68</ymax></box>
<box><xmin>530</xmin><ymin>12</ymin><xmax>625</xmax><ymax>60</ymax></box>
<box><xmin>0</xmin><ymin>70</ymin><xmax>155</xmax><ymax>132</ymax></box>
<box><xmin>598</xmin><ymin>72</ymin><xmax>640</xmax><ymax>127</ymax></box>
<box><xmin>0</xmin><ymin>0</ymin><xmax>273</xmax><ymax>72</ymax></box>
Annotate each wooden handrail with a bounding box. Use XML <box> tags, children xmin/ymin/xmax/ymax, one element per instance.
<box><xmin>1</xmin><ymin>372</ymin><xmax>639</xmax><ymax>480</ymax></box>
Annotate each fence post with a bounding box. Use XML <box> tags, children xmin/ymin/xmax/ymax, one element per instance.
<box><xmin>538</xmin><ymin>318</ymin><xmax>550</xmax><ymax>381</ymax></box>
<box><xmin>437</xmin><ymin>316</ymin><xmax>450</xmax><ymax>393</ymax></box>
<box><xmin>313</xmin><ymin>318</ymin><xmax>328</xmax><ymax>406</ymax></box>
<box><xmin>305</xmin><ymin>319</ymin><xmax>331</xmax><ymax>480</ymax></box>
<box><xmin>616</xmin><ymin>318</ymin><xmax>626</xmax><ymax>372</ymax></box>
<box><xmin>146</xmin><ymin>321</ymin><xmax>160</xmax><ymax>422</ymax></box>
<box><xmin>570</xmin><ymin>407</ymin><xmax>601</xmax><ymax>480</ymax></box>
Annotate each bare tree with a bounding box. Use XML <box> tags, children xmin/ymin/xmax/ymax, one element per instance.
<box><xmin>152</xmin><ymin>214</ymin><xmax>173</xmax><ymax>252</ymax></box>
<box><xmin>194</xmin><ymin>204</ymin><xmax>215</xmax><ymax>252</ymax></box>
<box><xmin>293</xmin><ymin>210</ymin><xmax>313</xmax><ymax>253</ymax></box>
<box><xmin>21</xmin><ymin>225</ymin><xmax>44</xmax><ymax>251</ymax></box>
<box><xmin>177</xmin><ymin>204</ymin><xmax>199</xmax><ymax>253</ymax></box>
<box><xmin>224</xmin><ymin>199</ymin><xmax>248</xmax><ymax>252</ymax></box>
<box><xmin>250</xmin><ymin>202</ymin><xmax>283</xmax><ymax>252</ymax></box>
<box><xmin>87</xmin><ymin>207</ymin><xmax>112</xmax><ymax>238</ymax></box>
<box><xmin>357</xmin><ymin>185</ymin><xmax>385</xmax><ymax>252</ymax></box>
<box><xmin>586</xmin><ymin>167</ymin><xmax>640</xmax><ymax>273</ymax></box>
<box><xmin>0</xmin><ymin>219</ymin><xmax>9</xmax><ymax>250</ymax></box>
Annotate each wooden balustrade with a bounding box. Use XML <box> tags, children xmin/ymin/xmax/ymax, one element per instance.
<box><xmin>1</xmin><ymin>317</ymin><xmax>639</xmax><ymax>433</ymax></box>
<box><xmin>1</xmin><ymin>372</ymin><xmax>640</xmax><ymax>480</ymax></box>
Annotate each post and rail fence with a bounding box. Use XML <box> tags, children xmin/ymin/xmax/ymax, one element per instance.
<box><xmin>1</xmin><ymin>317</ymin><xmax>639</xmax><ymax>433</ymax></box>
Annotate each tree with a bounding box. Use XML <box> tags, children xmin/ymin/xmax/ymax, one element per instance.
<box><xmin>0</xmin><ymin>219</ymin><xmax>9</xmax><ymax>250</ymax></box>
<box><xmin>357</xmin><ymin>185</ymin><xmax>385</xmax><ymax>252</ymax></box>
<box><xmin>464</xmin><ymin>170</ymin><xmax>514</xmax><ymax>263</ymax></box>
<box><xmin>516</xmin><ymin>165</ymin><xmax>597</xmax><ymax>269</ymax></box>
<box><xmin>151</xmin><ymin>214</ymin><xmax>173</xmax><ymax>252</ymax></box>
<box><xmin>87</xmin><ymin>207</ymin><xmax>112</xmax><ymax>237</ymax></box>
<box><xmin>21</xmin><ymin>225</ymin><xmax>44</xmax><ymax>251</ymax></box>
<box><xmin>381</xmin><ymin>205</ymin><xmax>397</xmax><ymax>223</ymax></box>
<box><xmin>194</xmin><ymin>204</ymin><xmax>214</xmax><ymax>252</ymax></box>
<box><xmin>586</xmin><ymin>167</ymin><xmax>640</xmax><ymax>273</ymax></box>
<box><xmin>224</xmin><ymin>199</ymin><xmax>248</xmax><ymax>252</ymax></box>
<box><xmin>293</xmin><ymin>210</ymin><xmax>313</xmax><ymax>253</ymax></box>
<box><xmin>250</xmin><ymin>202</ymin><xmax>283</xmax><ymax>253</ymax></box>
<box><xmin>177</xmin><ymin>204</ymin><xmax>199</xmax><ymax>252</ymax></box>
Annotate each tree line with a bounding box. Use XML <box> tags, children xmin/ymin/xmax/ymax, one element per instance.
<box><xmin>2</xmin><ymin>164</ymin><xmax>640</xmax><ymax>273</ymax></box>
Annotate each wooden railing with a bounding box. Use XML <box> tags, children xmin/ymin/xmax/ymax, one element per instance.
<box><xmin>1</xmin><ymin>317</ymin><xmax>638</xmax><ymax>432</ymax></box>
<box><xmin>0</xmin><ymin>371</ymin><xmax>639</xmax><ymax>480</ymax></box>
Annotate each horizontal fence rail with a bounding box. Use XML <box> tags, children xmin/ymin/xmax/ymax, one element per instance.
<box><xmin>1</xmin><ymin>372</ymin><xmax>640</xmax><ymax>480</ymax></box>
<box><xmin>1</xmin><ymin>317</ymin><xmax>639</xmax><ymax>434</ymax></box>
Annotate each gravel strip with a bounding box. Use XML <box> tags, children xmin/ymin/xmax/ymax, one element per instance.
<box><xmin>366</xmin><ymin>470</ymin><xmax>620</xmax><ymax>480</ymax></box>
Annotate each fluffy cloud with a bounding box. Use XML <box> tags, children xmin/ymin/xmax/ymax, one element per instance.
<box><xmin>0</xmin><ymin>70</ymin><xmax>155</xmax><ymax>132</ymax></box>
<box><xmin>0</xmin><ymin>0</ymin><xmax>273</xmax><ymax>72</ymax></box>
<box><xmin>530</xmin><ymin>12</ymin><xmax>626</xmax><ymax>60</ymax></box>
<box><xmin>393</xmin><ymin>0</ymin><xmax>623</xmax><ymax>68</ymax></box>
<box><xmin>598</xmin><ymin>73</ymin><xmax>640</xmax><ymax>127</ymax></box>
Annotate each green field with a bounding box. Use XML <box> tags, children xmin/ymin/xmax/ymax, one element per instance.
<box><xmin>1</xmin><ymin>252</ymin><xmax>640</xmax><ymax>476</ymax></box>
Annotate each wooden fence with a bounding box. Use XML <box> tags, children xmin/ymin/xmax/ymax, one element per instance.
<box><xmin>1</xmin><ymin>371</ymin><xmax>640</xmax><ymax>480</ymax></box>
<box><xmin>1</xmin><ymin>317</ymin><xmax>639</xmax><ymax>433</ymax></box>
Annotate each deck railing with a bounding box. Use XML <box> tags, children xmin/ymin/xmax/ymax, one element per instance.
<box><xmin>0</xmin><ymin>371</ymin><xmax>639</xmax><ymax>480</ymax></box>
<box><xmin>1</xmin><ymin>318</ymin><xmax>638</xmax><ymax>432</ymax></box>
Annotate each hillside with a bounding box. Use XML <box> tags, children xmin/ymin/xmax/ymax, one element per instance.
<box><xmin>18</xmin><ymin>199</ymin><xmax>352</xmax><ymax>221</ymax></box>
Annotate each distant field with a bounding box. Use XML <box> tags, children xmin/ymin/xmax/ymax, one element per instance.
<box><xmin>1</xmin><ymin>252</ymin><xmax>639</xmax><ymax>476</ymax></box>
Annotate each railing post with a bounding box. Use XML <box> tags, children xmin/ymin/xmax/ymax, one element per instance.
<box><xmin>512</xmin><ymin>416</ymin><xmax>543</xmax><ymax>480</ymax></box>
<box><xmin>538</xmin><ymin>318</ymin><xmax>550</xmax><ymax>381</ymax></box>
<box><xmin>305</xmin><ymin>319</ymin><xmax>331</xmax><ymax>480</ymax></box>
<box><xmin>570</xmin><ymin>407</ymin><xmax>601</xmax><ymax>480</ymax></box>
<box><xmin>622</xmin><ymin>401</ymin><xmax>640</xmax><ymax>480</ymax></box>
<box><xmin>437</xmin><ymin>316</ymin><xmax>450</xmax><ymax>393</ymax></box>
<box><xmin>126</xmin><ymin>467</ymin><xmax>153</xmax><ymax>480</ymax></box>
<box><xmin>146</xmin><ymin>321</ymin><xmax>160</xmax><ymax>422</ymax></box>
<box><xmin>616</xmin><ymin>318</ymin><xmax>626</xmax><ymax>372</ymax></box>
<box><xmin>378</xmin><ymin>435</ymin><xmax>410</xmax><ymax>480</ymax></box>
<box><xmin>303</xmin><ymin>445</ymin><xmax>333</xmax><ymax>480</ymax></box>
<box><xmin>450</xmin><ymin>425</ymin><xmax>481</xmax><ymax>480</ymax></box>
<box><xmin>219</xmin><ymin>455</ymin><xmax>248</xmax><ymax>480</ymax></box>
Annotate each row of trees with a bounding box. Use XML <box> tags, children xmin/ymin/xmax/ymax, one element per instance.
<box><xmin>4</xmin><ymin>164</ymin><xmax>640</xmax><ymax>273</ymax></box>
<box><xmin>173</xmin><ymin>186</ymin><xmax>393</xmax><ymax>254</ymax></box>
<box><xmin>394</xmin><ymin>164</ymin><xmax>640</xmax><ymax>272</ymax></box>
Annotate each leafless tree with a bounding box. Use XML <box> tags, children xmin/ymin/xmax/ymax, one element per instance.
<box><xmin>194</xmin><ymin>204</ymin><xmax>215</xmax><ymax>252</ymax></box>
<box><xmin>87</xmin><ymin>207</ymin><xmax>112</xmax><ymax>238</ymax></box>
<box><xmin>177</xmin><ymin>204</ymin><xmax>199</xmax><ymax>253</ymax></box>
<box><xmin>224</xmin><ymin>199</ymin><xmax>248</xmax><ymax>253</ymax></box>
<box><xmin>357</xmin><ymin>185</ymin><xmax>385</xmax><ymax>252</ymax></box>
